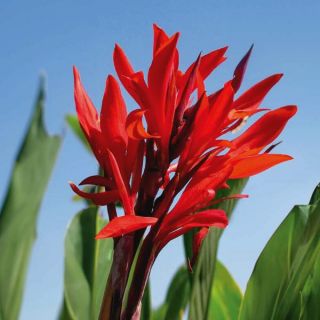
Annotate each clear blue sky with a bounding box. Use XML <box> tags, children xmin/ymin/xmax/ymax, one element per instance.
<box><xmin>0</xmin><ymin>1</ymin><xmax>320</xmax><ymax>319</ymax></box>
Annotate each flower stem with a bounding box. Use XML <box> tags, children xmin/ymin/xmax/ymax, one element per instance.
<box><xmin>121</xmin><ymin>236</ymin><xmax>156</xmax><ymax>320</ymax></box>
<box><xmin>99</xmin><ymin>234</ymin><xmax>135</xmax><ymax>320</ymax></box>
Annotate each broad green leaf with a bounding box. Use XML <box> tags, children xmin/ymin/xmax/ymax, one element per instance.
<box><xmin>299</xmin><ymin>184</ymin><xmax>320</xmax><ymax>320</ymax></box>
<box><xmin>66</xmin><ymin>114</ymin><xmax>91</xmax><ymax>152</ymax></box>
<box><xmin>61</xmin><ymin>207</ymin><xmax>113</xmax><ymax>320</ymax></box>
<box><xmin>0</xmin><ymin>81</ymin><xmax>61</xmax><ymax>320</ymax></box>
<box><xmin>152</xmin><ymin>265</ymin><xmax>190</xmax><ymax>320</ymax></box>
<box><xmin>239</xmin><ymin>183</ymin><xmax>320</xmax><ymax>320</ymax></box>
<box><xmin>188</xmin><ymin>179</ymin><xmax>247</xmax><ymax>320</ymax></box>
<box><xmin>208</xmin><ymin>261</ymin><xmax>242</xmax><ymax>320</ymax></box>
<box><xmin>300</xmin><ymin>251</ymin><xmax>320</xmax><ymax>320</ymax></box>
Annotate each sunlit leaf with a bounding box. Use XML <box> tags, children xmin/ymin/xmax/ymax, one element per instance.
<box><xmin>208</xmin><ymin>260</ymin><xmax>242</xmax><ymax>320</ymax></box>
<box><xmin>60</xmin><ymin>207</ymin><xmax>113</xmax><ymax>320</ymax></box>
<box><xmin>239</xmin><ymin>183</ymin><xmax>320</xmax><ymax>320</ymax></box>
<box><xmin>0</xmin><ymin>80</ymin><xmax>61</xmax><ymax>320</ymax></box>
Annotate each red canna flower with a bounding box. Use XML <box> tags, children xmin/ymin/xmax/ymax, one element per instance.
<box><xmin>70</xmin><ymin>24</ymin><xmax>296</xmax><ymax>319</ymax></box>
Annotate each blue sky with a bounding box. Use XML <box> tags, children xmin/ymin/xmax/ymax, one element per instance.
<box><xmin>0</xmin><ymin>0</ymin><xmax>320</xmax><ymax>319</ymax></box>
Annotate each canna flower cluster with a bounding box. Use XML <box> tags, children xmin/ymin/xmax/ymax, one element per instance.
<box><xmin>70</xmin><ymin>25</ymin><xmax>296</xmax><ymax>319</ymax></box>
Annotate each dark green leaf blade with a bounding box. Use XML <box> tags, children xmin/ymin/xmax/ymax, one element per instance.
<box><xmin>208</xmin><ymin>261</ymin><xmax>242</xmax><ymax>320</ymax></box>
<box><xmin>0</xmin><ymin>81</ymin><xmax>61</xmax><ymax>320</ymax></box>
<box><xmin>239</xmin><ymin>183</ymin><xmax>320</xmax><ymax>320</ymax></box>
<box><xmin>61</xmin><ymin>207</ymin><xmax>113</xmax><ymax>320</ymax></box>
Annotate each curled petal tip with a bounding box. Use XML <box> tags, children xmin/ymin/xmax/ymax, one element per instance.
<box><xmin>126</xmin><ymin>109</ymin><xmax>160</xmax><ymax>140</ymax></box>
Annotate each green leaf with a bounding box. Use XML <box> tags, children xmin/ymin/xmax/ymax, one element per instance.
<box><xmin>152</xmin><ymin>265</ymin><xmax>190</xmax><ymax>320</ymax></box>
<box><xmin>141</xmin><ymin>282</ymin><xmax>152</xmax><ymax>320</ymax></box>
<box><xmin>208</xmin><ymin>261</ymin><xmax>242</xmax><ymax>320</ymax></box>
<box><xmin>187</xmin><ymin>178</ymin><xmax>248</xmax><ymax>320</ymax></box>
<box><xmin>239</xmin><ymin>183</ymin><xmax>320</xmax><ymax>320</ymax></box>
<box><xmin>152</xmin><ymin>305</ymin><xmax>167</xmax><ymax>320</ymax></box>
<box><xmin>66</xmin><ymin>114</ymin><xmax>91</xmax><ymax>152</ymax></box>
<box><xmin>0</xmin><ymin>81</ymin><xmax>61</xmax><ymax>320</ymax></box>
<box><xmin>300</xmin><ymin>251</ymin><xmax>320</xmax><ymax>320</ymax></box>
<box><xmin>57</xmin><ymin>299</ymin><xmax>73</xmax><ymax>320</ymax></box>
<box><xmin>61</xmin><ymin>207</ymin><xmax>113</xmax><ymax>320</ymax></box>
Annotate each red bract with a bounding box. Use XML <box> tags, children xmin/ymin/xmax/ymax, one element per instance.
<box><xmin>71</xmin><ymin>24</ymin><xmax>296</xmax><ymax>320</ymax></box>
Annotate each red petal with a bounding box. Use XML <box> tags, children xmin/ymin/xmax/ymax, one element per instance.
<box><xmin>232</xmin><ymin>105</ymin><xmax>297</xmax><ymax>151</ymax></box>
<box><xmin>96</xmin><ymin>215</ymin><xmax>158</xmax><ymax>239</ymax></box>
<box><xmin>232</xmin><ymin>45</ymin><xmax>253</xmax><ymax>92</ymax></box>
<box><xmin>79</xmin><ymin>175</ymin><xmax>113</xmax><ymax>188</ymax></box>
<box><xmin>198</xmin><ymin>47</ymin><xmax>228</xmax><ymax>80</ymax></box>
<box><xmin>73</xmin><ymin>66</ymin><xmax>99</xmax><ymax>137</ymax></box>
<box><xmin>129</xmin><ymin>140</ymin><xmax>145</xmax><ymax>195</ymax></box>
<box><xmin>156</xmin><ymin>210</ymin><xmax>227</xmax><ymax>251</ymax></box>
<box><xmin>69</xmin><ymin>182</ymin><xmax>119</xmax><ymax>205</ymax></box>
<box><xmin>113</xmin><ymin>45</ymin><xmax>149</xmax><ymax>109</ymax></box>
<box><xmin>153</xmin><ymin>24</ymin><xmax>170</xmax><ymax>56</ymax></box>
<box><xmin>230</xmin><ymin>153</ymin><xmax>293</xmax><ymax>179</ymax></box>
<box><xmin>175</xmin><ymin>54</ymin><xmax>201</xmax><ymax>123</ymax></box>
<box><xmin>107</xmin><ymin>149</ymin><xmax>134</xmax><ymax>215</ymax></box>
<box><xmin>188</xmin><ymin>83</ymin><xmax>234</xmax><ymax>157</ymax></box>
<box><xmin>177</xmin><ymin>209</ymin><xmax>228</xmax><ymax>230</ymax></box>
<box><xmin>113</xmin><ymin>44</ymin><xmax>135</xmax><ymax>76</ymax></box>
<box><xmin>233</xmin><ymin>74</ymin><xmax>283</xmax><ymax>110</ymax></box>
<box><xmin>147</xmin><ymin>32</ymin><xmax>179</xmax><ymax>126</ymax></box>
<box><xmin>101</xmin><ymin>75</ymin><xmax>128</xmax><ymax>150</ymax></box>
<box><xmin>126</xmin><ymin>109</ymin><xmax>160</xmax><ymax>140</ymax></box>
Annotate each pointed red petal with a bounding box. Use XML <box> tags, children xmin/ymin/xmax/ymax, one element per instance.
<box><xmin>232</xmin><ymin>45</ymin><xmax>253</xmax><ymax>92</ymax></box>
<box><xmin>198</xmin><ymin>47</ymin><xmax>228</xmax><ymax>80</ymax></box>
<box><xmin>113</xmin><ymin>44</ymin><xmax>135</xmax><ymax>76</ymax></box>
<box><xmin>73</xmin><ymin>66</ymin><xmax>99</xmax><ymax>137</ymax></box>
<box><xmin>101</xmin><ymin>75</ymin><xmax>128</xmax><ymax>149</ymax></box>
<box><xmin>69</xmin><ymin>182</ymin><xmax>119</xmax><ymax>205</ymax></box>
<box><xmin>147</xmin><ymin>32</ymin><xmax>180</xmax><ymax>125</ymax></box>
<box><xmin>178</xmin><ymin>209</ymin><xmax>228</xmax><ymax>229</ymax></box>
<box><xmin>96</xmin><ymin>215</ymin><xmax>158</xmax><ymax>239</ymax></box>
<box><xmin>188</xmin><ymin>82</ymin><xmax>234</xmax><ymax>157</ymax></box>
<box><xmin>126</xmin><ymin>109</ymin><xmax>160</xmax><ymax>140</ymax></box>
<box><xmin>156</xmin><ymin>210</ymin><xmax>227</xmax><ymax>251</ymax></box>
<box><xmin>129</xmin><ymin>140</ymin><xmax>145</xmax><ymax>195</ymax></box>
<box><xmin>230</xmin><ymin>153</ymin><xmax>293</xmax><ymax>179</ymax></box>
<box><xmin>113</xmin><ymin>45</ymin><xmax>149</xmax><ymax>109</ymax></box>
<box><xmin>175</xmin><ymin>54</ymin><xmax>201</xmax><ymax>124</ymax></box>
<box><xmin>153</xmin><ymin>24</ymin><xmax>170</xmax><ymax>56</ymax></box>
<box><xmin>107</xmin><ymin>149</ymin><xmax>134</xmax><ymax>215</ymax></box>
<box><xmin>232</xmin><ymin>105</ymin><xmax>297</xmax><ymax>151</ymax></box>
<box><xmin>233</xmin><ymin>74</ymin><xmax>283</xmax><ymax>110</ymax></box>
